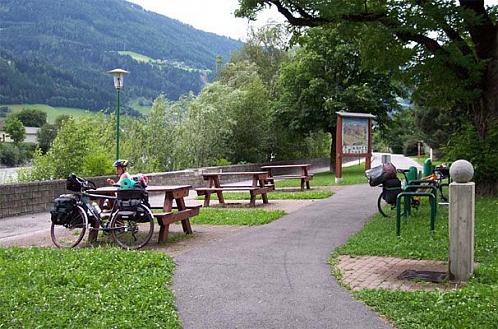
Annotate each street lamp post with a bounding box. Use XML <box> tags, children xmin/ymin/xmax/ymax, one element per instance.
<box><xmin>108</xmin><ymin>68</ymin><xmax>129</xmax><ymax>160</ymax></box>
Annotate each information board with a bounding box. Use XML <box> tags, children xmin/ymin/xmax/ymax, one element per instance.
<box><xmin>342</xmin><ymin>117</ymin><xmax>369</xmax><ymax>154</ymax></box>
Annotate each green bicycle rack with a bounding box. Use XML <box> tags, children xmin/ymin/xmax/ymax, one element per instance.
<box><xmin>395</xmin><ymin>184</ymin><xmax>438</xmax><ymax>237</ymax></box>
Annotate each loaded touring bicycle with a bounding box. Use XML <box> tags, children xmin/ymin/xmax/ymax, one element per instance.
<box><xmin>50</xmin><ymin>174</ymin><xmax>154</xmax><ymax>249</ymax></box>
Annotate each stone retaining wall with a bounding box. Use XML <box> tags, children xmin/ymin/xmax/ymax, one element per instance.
<box><xmin>0</xmin><ymin>158</ymin><xmax>329</xmax><ymax>219</ymax></box>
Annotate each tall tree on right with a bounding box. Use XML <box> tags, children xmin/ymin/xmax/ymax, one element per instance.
<box><xmin>237</xmin><ymin>0</ymin><xmax>498</xmax><ymax>193</ymax></box>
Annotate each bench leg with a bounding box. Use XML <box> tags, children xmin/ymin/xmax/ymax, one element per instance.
<box><xmin>262</xmin><ymin>192</ymin><xmax>269</xmax><ymax>204</ymax></box>
<box><xmin>249</xmin><ymin>191</ymin><xmax>256</xmax><ymax>207</ymax></box>
<box><xmin>87</xmin><ymin>218</ymin><xmax>99</xmax><ymax>244</ymax></box>
<box><xmin>306</xmin><ymin>181</ymin><xmax>311</xmax><ymax>190</ymax></box>
<box><xmin>300</xmin><ymin>179</ymin><xmax>305</xmax><ymax>191</ymax></box>
<box><xmin>216</xmin><ymin>191</ymin><xmax>225</xmax><ymax>204</ymax></box>
<box><xmin>204</xmin><ymin>193</ymin><xmax>211</xmax><ymax>207</ymax></box>
<box><xmin>181</xmin><ymin>219</ymin><xmax>193</xmax><ymax>234</ymax></box>
<box><xmin>158</xmin><ymin>223</ymin><xmax>170</xmax><ymax>243</ymax></box>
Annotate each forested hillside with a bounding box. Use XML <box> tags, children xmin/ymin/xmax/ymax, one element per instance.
<box><xmin>0</xmin><ymin>0</ymin><xmax>242</xmax><ymax>111</ymax></box>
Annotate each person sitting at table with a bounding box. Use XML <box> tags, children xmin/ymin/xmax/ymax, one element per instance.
<box><xmin>106</xmin><ymin>159</ymin><xmax>131</xmax><ymax>186</ymax></box>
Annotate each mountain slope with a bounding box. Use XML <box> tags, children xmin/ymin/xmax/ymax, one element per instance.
<box><xmin>0</xmin><ymin>0</ymin><xmax>242</xmax><ymax>111</ymax></box>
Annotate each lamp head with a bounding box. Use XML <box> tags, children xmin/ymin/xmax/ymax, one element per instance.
<box><xmin>108</xmin><ymin>68</ymin><xmax>129</xmax><ymax>89</ymax></box>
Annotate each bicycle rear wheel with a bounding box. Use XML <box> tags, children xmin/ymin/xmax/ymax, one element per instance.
<box><xmin>110</xmin><ymin>206</ymin><xmax>154</xmax><ymax>250</ymax></box>
<box><xmin>378</xmin><ymin>192</ymin><xmax>396</xmax><ymax>217</ymax></box>
<box><xmin>51</xmin><ymin>205</ymin><xmax>88</xmax><ymax>248</ymax></box>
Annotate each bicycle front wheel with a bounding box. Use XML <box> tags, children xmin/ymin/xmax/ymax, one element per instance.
<box><xmin>110</xmin><ymin>206</ymin><xmax>154</xmax><ymax>250</ymax></box>
<box><xmin>51</xmin><ymin>205</ymin><xmax>88</xmax><ymax>248</ymax></box>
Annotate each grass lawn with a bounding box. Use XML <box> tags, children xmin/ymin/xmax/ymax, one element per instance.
<box><xmin>0</xmin><ymin>247</ymin><xmax>181</xmax><ymax>328</ymax></box>
<box><xmin>205</xmin><ymin>190</ymin><xmax>333</xmax><ymax>200</ymax></box>
<box><xmin>410</xmin><ymin>156</ymin><xmax>446</xmax><ymax>167</ymax></box>
<box><xmin>3</xmin><ymin>104</ymin><xmax>98</xmax><ymax>123</ymax></box>
<box><xmin>129</xmin><ymin>98</ymin><xmax>152</xmax><ymax>115</ymax></box>
<box><xmin>334</xmin><ymin>198</ymin><xmax>498</xmax><ymax>329</ymax></box>
<box><xmin>190</xmin><ymin>208</ymin><xmax>286</xmax><ymax>225</ymax></box>
<box><xmin>275</xmin><ymin>164</ymin><xmax>367</xmax><ymax>187</ymax></box>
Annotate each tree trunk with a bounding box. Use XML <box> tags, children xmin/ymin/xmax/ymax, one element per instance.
<box><xmin>468</xmin><ymin>58</ymin><xmax>498</xmax><ymax>195</ymax></box>
<box><xmin>329</xmin><ymin>130</ymin><xmax>336</xmax><ymax>173</ymax></box>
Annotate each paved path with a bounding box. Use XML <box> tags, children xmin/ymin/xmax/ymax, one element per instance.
<box><xmin>372</xmin><ymin>153</ymin><xmax>422</xmax><ymax>170</ymax></box>
<box><xmin>173</xmin><ymin>184</ymin><xmax>392</xmax><ymax>329</ymax></box>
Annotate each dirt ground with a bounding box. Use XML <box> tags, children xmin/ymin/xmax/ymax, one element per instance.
<box><xmin>0</xmin><ymin>195</ymin><xmax>332</xmax><ymax>258</ymax></box>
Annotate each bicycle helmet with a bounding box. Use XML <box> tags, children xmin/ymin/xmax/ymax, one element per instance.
<box><xmin>113</xmin><ymin>159</ymin><xmax>129</xmax><ymax>168</ymax></box>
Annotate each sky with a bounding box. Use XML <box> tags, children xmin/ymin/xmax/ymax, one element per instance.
<box><xmin>128</xmin><ymin>1</ymin><xmax>498</xmax><ymax>41</ymax></box>
<box><xmin>127</xmin><ymin>0</ymin><xmax>283</xmax><ymax>41</ymax></box>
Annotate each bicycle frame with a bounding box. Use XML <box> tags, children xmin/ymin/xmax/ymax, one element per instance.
<box><xmin>79</xmin><ymin>192</ymin><xmax>118</xmax><ymax>233</ymax></box>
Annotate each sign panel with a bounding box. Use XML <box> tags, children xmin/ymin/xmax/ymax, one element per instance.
<box><xmin>342</xmin><ymin>117</ymin><xmax>369</xmax><ymax>154</ymax></box>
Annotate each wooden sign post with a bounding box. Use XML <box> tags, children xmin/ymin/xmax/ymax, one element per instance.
<box><xmin>335</xmin><ymin>112</ymin><xmax>375</xmax><ymax>183</ymax></box>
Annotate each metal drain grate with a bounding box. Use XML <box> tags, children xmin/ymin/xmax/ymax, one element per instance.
<box><xmin>397</xmin><ymin>270</ymin><xmax>448</xmax><ymax>283</ymax></box>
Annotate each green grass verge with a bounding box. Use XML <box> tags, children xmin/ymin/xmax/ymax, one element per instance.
<box><xmin>3</xmin><ymin>104</ymin><xmax>98</xmax><ymax>123</ymax></box>
<box><xmin>0</xmin><ymin>247</ymin><xmax>181</xmax><ymax>328</ymax></box>
<box><xmin>275</xmin><ymin>165</ymin><xmax>367</xmax><ymax>187</ymax></box>
<box><xmin>334</xmin><ymin>198</ymin><xmax>498</xmax><ymax>329</ymax></box>
<box><xmin>190</xmin><ymin>208</ymin><xmax>286</xmax><ymax>225</ymax></box>
<box><xmin>208</xmin><ymin>190</ymin><xmax>333</xmax><ymax>200</ymax></box>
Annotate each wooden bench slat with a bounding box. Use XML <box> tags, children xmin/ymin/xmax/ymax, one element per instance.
<box><xmin>270</xmin><ymin>175</ymin><xmax>313</xmax><ymax>179</ymax></box>
<box><xmin>154</xmin><ymin>208</ymin><xmax>200</xmax><ymax>226</ymax></box>
<box><xmin>219</xmin><ymin>184</ymin><xmax>274</xmax><ymax>188</ymax></box>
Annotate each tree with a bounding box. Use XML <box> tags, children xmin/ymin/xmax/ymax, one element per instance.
<box><xmin>36</xmin><ymin>123</ymin><xmax>57</xmax><ymax>153</ymax></box>
<box><xmin>274</xmin><ymin>27</ymin><xmax>399</xmax><ymax>171</ymax></box>
<box><xmin>236</xmin><ymin>0</ymin><xmax>498</xmax><ymax>192</ymax></box>
<box><xmin>231</xmin><ymin>24</ymin><xmax>289</xmax><ymax>95</ymax></box>
<box><xmin>4</xmin><ymin>115</ymin><xmax>25</xmax><ymax>144</ymax></box>
<box><xmin>15</xmin><ymin>108</ymin><xmax>47</xmax><ymax>127</ymax></box>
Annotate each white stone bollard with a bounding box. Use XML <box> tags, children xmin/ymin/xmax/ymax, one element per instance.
<box><xmin>448</xmin><ymin>160</ymin><xmax>475</xmax><ymax>282</ymax></box>
<box><xmin>381</xmin><ymin>154</ymin><xmax>391</xmax><ymax>164</ymax></box>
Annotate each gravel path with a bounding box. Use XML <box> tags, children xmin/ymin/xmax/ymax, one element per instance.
<box><xmin>173</xmin><ymin>184</ymin><xmax>392</xmax><ymax>329</ymax></box>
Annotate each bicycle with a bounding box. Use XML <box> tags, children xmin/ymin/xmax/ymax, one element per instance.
<box><xmin>50</xmin><ymin>174</ymin><xmax>154</xmax><ymax>249</ymax></box>
<box><xmin>365</xmin><ymin>165</ymin><xmax>442</xmax><ymax>217</ymax></box>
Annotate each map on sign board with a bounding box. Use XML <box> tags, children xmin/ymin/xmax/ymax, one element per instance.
<box><xmin>342</xmin><ymin>117</ymin><xmax>368</xmax><ymax>154</ymax></box>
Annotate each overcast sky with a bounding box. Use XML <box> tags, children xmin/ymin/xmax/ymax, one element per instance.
<box><xmin>127</xmin><ymin>1</ymin><xmax>498</xmax><ymax>41</ymax></box>
<box><xmin>127</xmin><ymin>0</ymin><xmax>282</xmax><ymax>40</ymax></box>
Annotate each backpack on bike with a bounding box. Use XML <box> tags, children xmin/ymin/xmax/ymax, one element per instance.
<box><xmin>50</xmin><ymin>194</ymin><xmax>80</xmax><ymax>225</ymax></box>
<box><xmin>116</xmin><ymin>188</ymin><xmax>150</xmax><ymax>222</ymax></box>
<box><xmin>365</xmin><ymin>163</ymin><xmax>397</xmax><ymax>187</ymax></box>
<box><xmin>66</xmin><ymin>174</ymin><xmax>96</xmax><ymax>192</ymax></box>
<box><xmin>382</xmin><ymin>178</ymin><xmax>402</xmax><ymax>205</ymax></box>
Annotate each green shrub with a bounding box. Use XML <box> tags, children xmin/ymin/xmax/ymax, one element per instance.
<box><xmin>0</xmin><ymin>143</ymin><xmax>21</xmax><ymax>166</ymax></box>
<box><xmin>81</xmin><ymin>148</ymin><xmax>114</xmax><ymax>176</ymax></box>
<box><xmin>403</xmin><ymin>137</ymin><xmax>419</xmax><ymax>156</ymax></box>
<box><xmin>19</xmin><ymin>115</ymin><xmax>115</xmax><ymax>181</ymax></box>
<box><xmin>444</xmin><ymin>123</ymin><xmax>498</xmax><ymax>194</ymax></box>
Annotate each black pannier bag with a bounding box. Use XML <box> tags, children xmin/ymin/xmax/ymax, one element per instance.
<box><xmin>365</xmin><ymin>163</ymin><xmax>397</xmax><ymax>187</ymax></box>
<box><xmin>116</xmin><ymin>188</ymin><xmax>150</xmax><ymax>222</ymax></box>
<box><xmin>382</xmin><ymin>178</ymin><xmax>402</xmax><ymax>205</ymax></box>
<box><xmin>50</xmin><ymin>194</ymin><xmax>80</xmax><ymax>225</ymax></box>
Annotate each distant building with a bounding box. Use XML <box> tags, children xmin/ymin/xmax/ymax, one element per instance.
<box><xmin>0</xmin><ymin>122</ymin><xmax>40</xmax><ymax>144</ymax></box>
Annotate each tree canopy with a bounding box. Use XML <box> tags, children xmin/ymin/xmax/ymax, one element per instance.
<box><xmin>237</xmin><ymin>0</ymin><xmax>498</xmax><ymax>193</ymax></box>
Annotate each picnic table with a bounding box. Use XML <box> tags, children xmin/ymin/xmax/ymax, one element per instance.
<box><xmin>88</xmin><ymin>185</ymin><xmax>200</xmax><ymax>243</ymax></box>
<box><xmin>261</xmin><ymin>164</ymin><xmax>313</xmax><ymax>190</ymax></box>
<box><xmin>195</xmin><ymin>171</ymin><xmax>273</xmax><ymax>207</ymax></box>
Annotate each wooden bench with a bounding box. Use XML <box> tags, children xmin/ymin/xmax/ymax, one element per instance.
<box><xmin>196</xmin><ymin>187</ymin><xmax>270</xmax><ymax>207</ymax></box>
<box><xmin>261</xmin><ymin>164</ymin><xmax>314</xmax><ymax>190</ymax></box>
<box><xmin>152</xmin><ymin>205</ymin><xmax>201</xmax><ymax>242</ymax></box>
<box><xmin>196</xmin><ymin>171</ymin><xmax>272</xmax><ymax>207</ymax></box>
